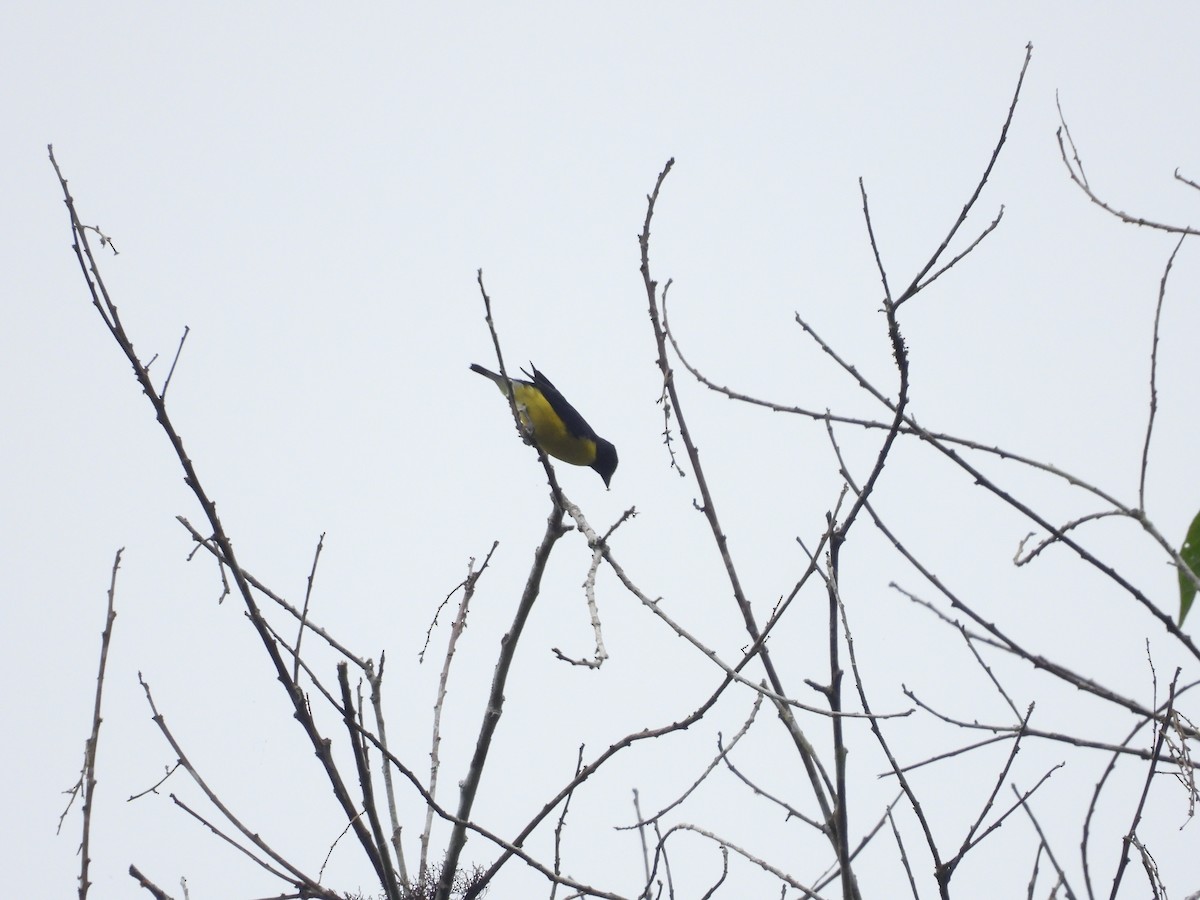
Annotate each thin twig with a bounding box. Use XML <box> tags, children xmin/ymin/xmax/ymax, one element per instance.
<box><xmin>633</xmin><ymin>789</ymin><xmax>653</xmax><ymax>900</ymax></box>
<box><xmin>811</xmin><ymin>795</ymin><xmax>908</xmax><ymax>895</ymax></box>
<box><xmin>896</xmin><ymin>587</ymin><xmax>1199</xmax><ymax>739</ymax></box>
<box><xmin>950</xmin><ymin>711</ymin><xmax>1043</xmax><ymax>871</ymax></box>
<box><xmin>625</xmin><ymin>691</ymin><xmax>764</xmax><ymax>829</ymax></box>
<box><xmin>365</xmin><ymin>651</ymin><xmax>409</xmax><ymax>891</ymax></box>
<box><xmin>1108</xmin><ymin>669</ymin><xmax>1180</xmax><ymax>899</ymax></box>
<box><xmin>421</xmin><ymin>547</ymin><xmax>496</xmax><ymax>881</ymax></box>
<box><xmin>169</xmin><ymin>793</ymin><xmax>321</xmax><ymax>891</ymax></box>
<box><xmin>1056</xmin><ymin>102</ymin><xmax>1200</xmax><ymax>237</ymax></box>
<box><xmin>437</xmin><ymin>499</ymin><xmax>567</xmax><ymax>900</ymax></box>
<box><xmin>1138</xmin><ymin>237</ymin><xmax>1186</xmax><ymax>510</ymax></box>
<box><xmin>160</xmin><ymin>325</ymin><xmax>190</xmax><ymax>401</ymax></box>
<box><xmin>67</xmin><ymin>549</ymin><xmax>123</xmax><ymax>900</ymax></box>
<box><xmin>293</xmin><ymin>531</ymin><xmax>326</xmax><ymax>684</ymax></box>
<box><xmin>137</xmin><ymin>673</ymin><xmax>328</xmax><ymax>894</ymax></box>
<box><xmin>1014</xmin><ymin>785</ymin><xmax>1079</xmax><ymax>900</ymax></box>
<box><xmin>553</xmin><ymin>499</ymin><xmax>618</xmax><ymax>668</ymax></box>
<box><xmin>549</xmin><ymin>745</ymin><xmax>586</xmax><ymax>900</ymax></box>
<box><xmin>651</xmin><ymin>824</ymin><xmax>826</xmax><ymax>899</ymax></box>
<box><xmin>640</xmin><ymin>155</ymin><xmax>839</xmax><ymax>851</ymax></box>
<box><xmin>887</xmin><ymin>806</ymin><xmax>921</xmax><ymax>900</ymax></box>
<box><xmin>176</xmin><ymin>516</ymin><xmax>367</xmax><ymax>668</ymax></box>
<box><xmin>698</xmin><ymin>844</ymin><xmax>730</xmax><ymax>900</ymax></box>
<box><xmin>50</xmin><ymin>147</ymin><xmax>389</xmax><ymax>885</ymax></box>
<box><xmin>337</xmin><ymin>664</ymin><xmax>400</xmax><ymax>897</ymax></box>
<box><xmin>127</xmin><ymin>762</ymin><xmax>182</xmax><ymax>802</ymax></box>
<box><xmin>897</xmin><ymin>43</ymin><xmax>1033</xmax><ymax>307</ymax></box>
<box><xmin>128</xmin><ymin>865</ymin><xmax>173</xmax><ymax>899</ymax></box>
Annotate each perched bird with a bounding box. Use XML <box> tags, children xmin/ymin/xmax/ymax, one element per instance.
<box><xmin>470</xmin><ymin>363</ymin><xmax>618</xmax><ymax>488</ymax></box>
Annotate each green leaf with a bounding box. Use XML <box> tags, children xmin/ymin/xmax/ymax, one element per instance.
<box><xmin>1179</xmin><ymin>509</ymin><xmax>1200</xmax><ymax>626</ymax></box>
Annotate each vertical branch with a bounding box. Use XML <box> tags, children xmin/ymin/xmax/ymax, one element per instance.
<box><xmin>337</xmin><ymin>664</ymin><xmax>401</xmax><ymax>900</ymax></box>
<box><xmin>803</xmin><ymin>177</ymin><xmax>918</xmax><ymax>900</ymax></box>
<box><xmin>75</xmin><ymin>548</ymin><xmax>123</xmax><ymax>900</ymax></box>
<box><xmin>420</xmin><ymin>547</ymin><xmax>496</xmax><ymax>882</ymax></box>
<box><xmin>1014</xmin><ymin>788</ymin><xmax>1079</xmax><ymax>900</ymax></box>
<box><xmin>1108</xmin><ymin>670</ymin><xmax>1181</xmax><ymax>900</ymax></box>
<box><xmin>824</xmin><ymin>544</ymin><xmax>854</xmax><ymax>899</ymax></box>
<box><xmin>632</xmin><ymin>789</ymin><xmax>653</xmax><ymax>900</ymax></box>
<box><xmin>638</xmin><ymin>157</ymin><xmax>838</xmax><ymax>841</ymax></box>
<box><xmin>549</xmin><ymin>744</ymin><xmax>586</xmax><ymax>900</ymax></box>
<box><xmin>293</xmin><ymin>532</ymin><xmax>326</xmax><ymax>684</ymax></box>
<box><xmin>1138</xmin><ymin>236</ymin><xmax>1185</xmax><ymax>510</ymax></box>
<box><xmin>434</xmin><ymin>501</ymin><xmax>567</xmax><ymax>900</ymax></box>
<box><xmin>365</xmin><ymin>653</ymin><xmax>409</xmax><ymax>890</ymax></box>
<box><xmin>822</xmin><ymin>49</ymin><xmax>1033</xmax><ymax>877</ymax></box>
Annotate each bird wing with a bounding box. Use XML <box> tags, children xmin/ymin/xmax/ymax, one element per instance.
<box><xmin>524</xmin><ymin>365</ymin><xmax>599</xmax><ymax>441</ymax></box>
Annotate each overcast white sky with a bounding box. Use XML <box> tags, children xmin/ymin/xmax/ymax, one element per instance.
<box><xmin>5</xmin><ymin>4</ymin><xmax>1200</xmax><ymax>898</ymax></box>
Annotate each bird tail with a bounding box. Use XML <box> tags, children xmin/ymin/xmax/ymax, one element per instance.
<box><xmin>470</xmin><ymin>364</ymin><xmax>514</xmax><ymax>397</ymax></box>
<box><xmin>469</xmin><ymin>363</ymin><xmax>502</xmax><ymax>382</ymax></box>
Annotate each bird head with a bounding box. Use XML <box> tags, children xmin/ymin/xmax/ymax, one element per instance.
<box><xmin>592</xmin><ymin>439</ymin><xmax>618</xmax><ymax>489</ymax></box>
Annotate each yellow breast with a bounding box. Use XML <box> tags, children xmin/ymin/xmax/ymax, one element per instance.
<box><xmin>512</xmin><ymin>383</ymin><xmax>598</xmax><ymax>466</ymax></box>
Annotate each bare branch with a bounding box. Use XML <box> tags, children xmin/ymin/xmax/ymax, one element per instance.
<box><xmin>624</xmin><ymin>691</ymin><xmax>765</xmax><ymax>830</ymax></box>
<box><xmin>1056</xmin><ymin>103</ymin><xmax>1200</xmax><ymax>237</ymax></box>
<box><xmin>159</xmin><ymin>325</ymin><xmax>190</xmax><ymax>401</ymax></box>
<box><xmin>63</xmin><ymin>549</ymin><xmax>123</xmax><ymax>900</ymax></box>
<box><xmin>128</xmin><ymin>865</ymin><xmax>173</xmax><ymax>900</ymax></box>
<box><xmin>1109</xmin><ymin>669</ymin><xmax>1181</xmax><ymax>899</ymax></box>
<box><xmin>1013</xmin><ymin>785</ymin><xmax>1079</xmax><ymax>900</ymax></box>
<box><xmin>1139</xmin><ymin>236</ymin><xmax>1186</xmax><ymax>510</ymax></box>
<box><xmin>137</xmin><ymin>674</ymin><xmax>329</xmax><ymax>894</ymax></box>
<box><xmin>337</xmin><ymin>664</ymin><xmax>400</xmax><ymax>897</ymax></box>
<box><xmin>292</xmin><ymin>531</ymin><xmax>326</xmax><ymax>684</ymax></box>
<box><xmin>897</xmin><ymin>42</ymin><xmax>1032</xmax><ymax>306</ymax></box>
<box><xmin>652</xmin><ymin>824</ymin><xmax>826</xmax><ymax>899</ymax></box>
<box><xmin>640</xmin><ymin>154</ymin><xmax>839</xmax><ymax>846</ymax></box>
<box><xmin>51</xmin><ymin>150</ymin><xmax>392</xmax><ymax>881</ymax></box>
<box><xmin>549</xmin><ymin>745</ymin><xmax>586</xmax><ymax>900</ymax></box>
<box><xmin>176</xmin><ymin>516</ymin><xmax>368</xmax><ymax>667</ymax></box>
<box><xmin>438</xmin><ymin>499</ymin><xmax>567</xmax><ymax>899</ymax></box>
<box><xmin>421</xmin><ymin>547</ymin><xmax>496</xmax><ymax>881</ymax></box>
<box><xmin>170</xmin><ymin>793</ymin><xmax>328</xmax><ymax>893</ymax></box>
<box><xmin>553</xmin><ymin>498</ymin><xmax>622</xmax><ymax>668</ymax></box>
